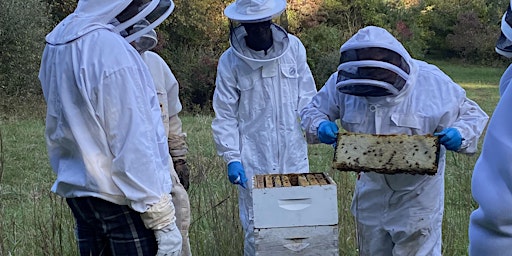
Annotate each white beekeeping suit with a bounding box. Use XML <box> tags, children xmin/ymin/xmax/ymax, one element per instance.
<box><xmin>211</xmin><ymin>0</ymin><xmax>317</xmax><ymax>254</ymax></box>
<box><xmin>301</xmin><ymin>26</ymin><xmax>488</xmax><ymax>255</ymax></box>
<box><xmin>469</xmin><ymin>2</ymin><xmax>512</xmax><ymax>254</ymax></box>
<box><xmin>39</xmin><ymin>0</ymin><xmax>182</xmax><ymax>255</ymax></box>
<box><xmin>131</xmin><ymin>24</ymin><xmax>193</xmax><ymax>255</ymax></box>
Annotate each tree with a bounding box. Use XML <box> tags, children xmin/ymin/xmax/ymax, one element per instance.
<box><xmin>0</xmin><ymin>0</ymin><xmax>52</xmax><ymax>98</ymax></box>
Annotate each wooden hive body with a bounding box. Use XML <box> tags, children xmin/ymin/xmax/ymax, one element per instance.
<box><xmin>252</xmin><ymin>173</ymin><xmax>339</xmax><ymax>255</ymax></box>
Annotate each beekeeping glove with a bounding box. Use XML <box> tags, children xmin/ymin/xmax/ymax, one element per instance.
<box><xmin>141</xmin><ymin>194</ymin><xmax>182</xmax><ymax>256</ymax></box>
<box><xmin>173</xmin><ymin>159</ymin><xmax>190</xmax><ymax>191</ymax></box>
<box><xmin>434</xmin><ymin>127</ymin><xmax>462</xmax><ymax>151</ymax></box>
<box><xmin>317</xmin><ymin>120</ymin><xmax>339</xmax><ymax>144</ymax></box>
<box><xmin>227</xmin><ymin>161</ymin><xmax>247</xmax><ymax>188</ymax></box>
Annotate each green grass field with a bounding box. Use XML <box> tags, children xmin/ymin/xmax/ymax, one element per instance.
<box><xmin>0</xmin><ymin>62</ymin><xmax>506</xmax><ymax>255</ymax></box>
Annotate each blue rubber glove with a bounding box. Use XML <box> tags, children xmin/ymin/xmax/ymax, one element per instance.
<box><xmin>317</xmin><ymin>120</ymin><xmax>339</xmax><ymax>144</ymax></box>
<box><xmin>227</xmin><ymin>161</ymin><xmax>247</xmax><ymax>188</ymax></box>
<box><xmin>434</xmin><ymin>128</ymin><xmax>462</xmax><ymax>151</ymax></box>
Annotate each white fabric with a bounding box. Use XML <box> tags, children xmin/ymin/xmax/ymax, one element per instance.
<box><xmin>300</xmin><ymin>26</ymin><xmax>488</xmax><ymax>255</ymax></box>
<box><xmin>469</xmin><ymin>64</ymin><xmax>512</xmax><ymax>255</ymax></box>
<box><xmin>224</xmin><ymin>0</ymin><xmax>286</xmax><ymax>22</ymax></box>
<box><xmin>115</xmin><ymin>0</ymin><xmax>175</xmax><ymax>43</ymax></box>
<box><xmin>140</xmin><ymin>50</ymin><xmax>192</xmax><ymax>255</ymax></box>
<box><xmin>212</xmin><ymin>26</ymin><xmax>317</xmax><ymax>255</ymax></box>
<box><xmin>140</xmin><ymin>51</ymin><xmax>183</xmax><ymax>125</ymax></box>
<box><xmin>39</xmin><ymin>0</ymin><xmax>172</xmax><ymax>213</ymax></box>
<box><xmin>142</xmin><ymin>51</ymin><xmax>188</xmax><ymax>157</ymax></box>
<box><xmin>502</xmin><ymin>12</ymin><xmax>512</xmax><ymax>43</ymax></box>
<box><xmin>141</xmin><ymin>194</ymin><xmax>176</xmax><ymax>230</ymax></box>
<box><xmin>154</xmin><ymin>222</ymin><xmax>183</xmax><ymax>256</ymax></box>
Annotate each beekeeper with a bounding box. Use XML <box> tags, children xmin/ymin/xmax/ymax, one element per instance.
<box><xmin>130</xmin><ymin>22</ymin><xmax>192</xmax><ymax>256</ymax></box>
<box><xmin>211</xmin><ymin>0</ymin><xmax>317</xmax><ymax>254</ymax></box>
<box><xmin>300</xmin><ymin>26</ymin><xmax>488</xmax><ymax>255</ymax></box>
<box><xmin>469</xmin><ymin>3</ymin><xmax>512</xmax><ymax>255</ymax></box>
<box><xmin>39</xmin><ymin>0</ymin><xmax>182</xmax><ymax>255</ymax></box>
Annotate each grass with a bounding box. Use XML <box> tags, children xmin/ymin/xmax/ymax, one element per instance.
<box><xmin>0</xmin><ymin>61</ymin><xmax>506</xmax><ymax>255</ymax></box>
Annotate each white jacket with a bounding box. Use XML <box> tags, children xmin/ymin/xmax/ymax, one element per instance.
<box><xmin>212</xmin><ymin>24</ymin><xmax>317</xmax><ymax>179</ymax></box>
<box><xmin>39</xmin><ymin>0</ymin><xmax>172</xmax><ymax>213</ymax></box>
<box><xmin>300</xmin><ymin>26</ymin><xmax>488</xmax><ymax>254</ymax></box>
<box><xmin>469</xmin><ymin>64</ymin><xmax>512</xmax><ymax>255</ymax></box>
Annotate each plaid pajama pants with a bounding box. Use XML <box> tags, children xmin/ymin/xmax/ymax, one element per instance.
<box><xmin>66</xmin><ymin>197</ymin><xmax>157</xmax><ymax>256</ymax></box>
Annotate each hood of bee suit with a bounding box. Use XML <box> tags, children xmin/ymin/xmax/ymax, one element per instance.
<box><xmin>336</xmin><ymin>26</ymin><xmax>415</xmax><ymax>99</ymax></box>
<box><xmin>225</xmin><ymin>0</ymin><xmax>290</xmax><ymax>67</ymax></box>
<box><xmin>496</xmin><ymin>2</ymin><xmax>512</xmax><ymax>58</ymax></box>
<box><xmin>45</xmin><ymin>0</ymin><xmax>174</xmax><ymax>45</ymax></box>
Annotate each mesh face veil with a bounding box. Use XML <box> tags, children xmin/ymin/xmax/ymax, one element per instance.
<box><xmin>336</xmin><ymin>47</ymin><xmax>410</xmax><ymax>97</ymax></box>
<box><xmin>113</xmin><ymin>0</ymin><xmax>174</xmax><ymax>43</ymax></box>
<box><xmin>497</xmin><ymin>3</ymin><xmax>512</xmax><ymax>58</ymax></box>
<box><xmin>130</xmin><ymin>19</ymin><xmax>158</xmax><ymax>53</ymax></box>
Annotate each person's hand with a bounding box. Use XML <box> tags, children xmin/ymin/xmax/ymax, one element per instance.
<box><xmin>434</xmin><ymin>128</ymin><xmax>462</xmax><ymax>151</ymax></box>
<box><xmin>154</xmin><ymin>222</ymin><xmax>182</xmax><ymax>256</ymax></box>
<box><xmin>140</xmin><ymin>194</ymin><xmax>182</xmax><ymax>255</ymax></box>
<box><xmin>173</xmin><ymin>159</ymin><xmax>190</xmax><ymax>191</ymax></box>
<box><xmin>317</xmin><ymin>120</ymin><xmax>339</xmax><ymax>144</ymax></box>
<box><xmin>227</xmin><ymin>161</ymin><xmax>247</xmax><ymax>188</ymax></box>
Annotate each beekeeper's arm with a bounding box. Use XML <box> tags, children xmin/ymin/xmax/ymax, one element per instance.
<box><xmin>293</xmin><ymin>35</ymin><xmax>317</xmax><ymax>112</ymax></box>
<box><xmin>161</xmin><ymin>60</ymin><xmax>190</xmax><ymax>190</ymax></box>
<box><xmin>212</xmin><ymin>54</ymin><xmax>247</xmax><ymax>187</ymax></box>
<box><xmin>300</xmin><ymin>72</ymin><xmax>343</xmax><ymax>144</ymax></box>
<box><xmin>98</xmin><ymin>66</ymin><xmax>181</xmax><ymax>253</ymax></box>
<box><xmin>436</xmin><ymin>87</ymin><xmax>489</xmax><ymax>154</ymax></box>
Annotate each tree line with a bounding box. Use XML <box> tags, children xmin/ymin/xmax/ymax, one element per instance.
<box><xmin>1</xmin><ymin>0</ymin><xmax>508</xmax><ymax>113</ymax></box>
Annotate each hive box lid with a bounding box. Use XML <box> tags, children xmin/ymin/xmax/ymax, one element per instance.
<box><xmin>252</xmin><ymin>173</ymin><xmax>338</xmax><ymax>228</ymax></box>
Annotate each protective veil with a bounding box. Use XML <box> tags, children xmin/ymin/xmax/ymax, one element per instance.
<box><xmin>469</xmin><ymin>3</ymin><xmax>512</xmax><ymax>253</ymax></box>
<box><xmin>496</xmin><ymin>4</ymin><xmax>512</xmax><ymax>58</ymax></box>
<box><xmin>39</xmin><ymin>0</ymin><xmax>175</xmax><ymax>213</ymax></box>
<box><xmin>300</xmin><ymin>26</ymin><xmax>488</xmax><ymax>255</ymax></box>
<box><xmin>212</xmin><ymin>0</ymin><xmax>317</xmax><ymax>254</ymax></box>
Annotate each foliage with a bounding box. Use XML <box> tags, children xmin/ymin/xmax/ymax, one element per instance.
<box><xmin>158</xmin><ymin>46</ymin><xmax>220</xmax><ymax>113</ymax></box>
<box><xmin>446</xmin><ymin>11</ymin><xmax>499</xmax><ymax>63</ymax></box>
<box><xmin>43</xmin><ymin>0</ymin><xmax>76</xmax><ymax>24</ymax></box>
<box><xmin>5</xmin><ymin>0</ymin><xmax>511</xmax><ymax>111</ymax></box>
<box><xmin>299</xmin><ymin>24</ymin><xmax>343</xmax><ymax>88</ymax></box>
<box><xmin>163</xmin><ymin>0</ymin><xmax>231</xmax><ymax>49</ymax></box>
<box><xmin>0</xmin><ymin>0</ymin><xmax>52</xmax><ymax>99</ymax></box>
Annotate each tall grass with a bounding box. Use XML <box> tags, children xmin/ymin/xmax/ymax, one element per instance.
<box><xmin>0</xmin><ymin>62</ymin><xmax>505</xmax><ymax>255</ymax></box>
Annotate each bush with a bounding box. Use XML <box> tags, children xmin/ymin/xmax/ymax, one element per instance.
<box><xmin>446</xmin><ymin>11</ymin><xmax>500</xmax><ymax>64</ymax></box>
<box><xmin>159</xmin><ymin>45</ymin><xmax>220</xmax><ymax>114</ymax></box>
<box><xmin>0</xmin><ymin>0</ymin><xmax>51</xmax><ymax>98</ymax></box>
<box><xmin>299</xmin><ymin>24</ymin><xmax>344</xmax><ymax>88</ymax></box>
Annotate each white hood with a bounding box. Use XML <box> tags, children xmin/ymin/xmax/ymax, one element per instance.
<box><xmin>340</xmin><ymin>26</ymin><xmax>413</xmax><ymax>65</ymax></box>
<box><xmin>336</xmin><ymin>26</ymin><xmax>416</xmax><ymax>100</ymax></box>
<box><xmin>46</xmin><ymin>0</ymin><xmax>131</xmax><ymax>45</ymax></box>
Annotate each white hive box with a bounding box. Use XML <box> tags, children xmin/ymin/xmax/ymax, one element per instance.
<box><xmin>254</xmin><ymin>225</ymin><xmax>339</xmax><ymax>256</ymax></box>
<box><xmin>252</xmin><ymin>173</ymin><xmax>338</xmax><ymax>228</ymax></box>
<box><xmin>252</xmin><ymin>173</ymin><xmax>339</xmax><ymax>255</ymax></box>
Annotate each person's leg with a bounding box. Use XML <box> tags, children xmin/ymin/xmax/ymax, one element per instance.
<box><xmin>66</xmin><ymin>197</ymin><xmax>157</xmax><ymax>256</ymax></box>
<box><xmin>238</xmin><ymin>186</ymin><xmax>255</xmax><ymax>256</ymax></box>
<box><xmin>388</xmin><ymin>175</ymin><xmax>443</xmax><ymax>256</ymax></box>
<box><xmin>351</xmin><ymin>173</ymin><xmax>394</xmax><ymax>255</ymax></box>
<box><xmin>170</xmin><ymin>166</ymin><xmax>192</xmax><ymax>256</ymax></box>
<box><xmin>355</xmin><ymin>222</ymin><xmax>393</xmax><ymax>256</ymax></box>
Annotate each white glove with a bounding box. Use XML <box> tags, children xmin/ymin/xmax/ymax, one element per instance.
<box><xmin>155</xmin><ymin>222</ymin><xmax>182</xmax><ymax>256</ymax></box>
<box><xmin>140</xmin><ymin>194</ymin><xmax>182</xmax><ymax>255</ymax></box>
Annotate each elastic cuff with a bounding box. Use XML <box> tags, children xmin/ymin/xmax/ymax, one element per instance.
<box><xmin>141</xmin><ymin>194</ymin><xmax>176</xmax><ymax>230</ymax></box>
